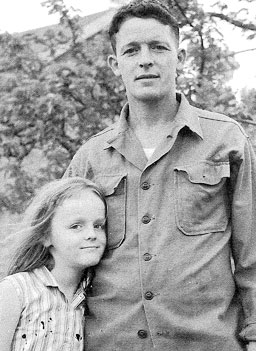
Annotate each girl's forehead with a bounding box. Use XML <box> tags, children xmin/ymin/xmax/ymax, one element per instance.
<box><xmin>58</xmin><ymin>189</ymin><xmax>104</xmax><ymax>210</ymax></box>
<box><xmin>63</xmin><ymin>188</ymin><xmax>101</xmax><ymax>202</ymax></box>
<box><xmin>52</xmin><ymin>191</ymin><xmax>105</xmax><ymax>223</ymax></box>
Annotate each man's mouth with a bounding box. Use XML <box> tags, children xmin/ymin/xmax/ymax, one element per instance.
<box><xmin>135</xmin><ymin>74</ymin><xmax>159</xmax><ymax>80</ymax></box>
<box><xmin>81</xmin><ymin>246</ymin><xmax>99</xmax><ymax>249</ymax></box>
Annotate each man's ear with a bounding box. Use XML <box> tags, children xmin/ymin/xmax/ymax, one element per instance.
<box><xmin>177</xmin><ymin>48</ymin><xmax>186</xmax><ymax>72</ymax></box>
<box><xmin>108</xmin><ymin>55</ymin><xmax>121</xmax><ymax>77</ymax></box>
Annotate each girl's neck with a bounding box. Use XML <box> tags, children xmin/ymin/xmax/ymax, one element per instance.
<box><xmin>50</xmin><ymin>266</ymin><xmax>83</xmax><ymax>302</ymax></box>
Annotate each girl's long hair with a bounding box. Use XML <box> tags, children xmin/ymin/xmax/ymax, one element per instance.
<box><xmin>8</xmin><ymin>177</ymin><xmax>107</xmax><ymax>276</ymax></box>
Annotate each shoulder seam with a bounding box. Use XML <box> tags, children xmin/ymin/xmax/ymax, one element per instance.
<box><xmin>90</xmin><ymin>126</ymin><xmax>115</xmax><ymax>139</ymax></box>
<box><xmin>198</xmin><ymin>114</ymin><xmax>248</xmax><ymax>138</ymax></box>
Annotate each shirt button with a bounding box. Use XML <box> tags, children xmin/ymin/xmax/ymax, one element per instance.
<box><xmin>145</xmin><ymin>291</ymin><xmax>154</xmax><ymax>300</ymax></box>
<box><xmin>141</xmin><ymin>181</ymin><xmax>150</xmax><ymax>190</ymax></box>
<box><xmin>137</xmin><ymin>330</ymin><xmax>148</xmax><ymax>338</ymax></box>
<box><xmin>142</xmin><ymin>215</ymin><xmax>151</xmax><ymax>224</ymax></box>
<box><xmin>143</xmin><ymin>253</ymin><xmax>152</xmax><ymax>261</ymax></box>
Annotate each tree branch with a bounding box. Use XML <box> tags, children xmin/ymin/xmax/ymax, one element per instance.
<box><xmin>227</xmin><ymin>47</ymin><xmax>256</xmax><ymax>57</ymax></box>
<box><xmin>208</xmin><ymin>12</ymin><xmax>256</xmax><ymax>31</ymax></box>
<box><xmin>172</xmin><ymin>0</ymin><xmax>194</xmax><ymax>28</ymax></box>
<box><xmin>62</xmin><ymin>89</ymin><xmax>87</xmax><ymax>106</ymax></box>
<box><xmin>235</xmin><ymin>119</ymin><xmax>256</xmax><ymax>126</ymax></box>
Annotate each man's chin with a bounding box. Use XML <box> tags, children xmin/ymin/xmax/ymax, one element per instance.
<box><xmin>134</xmin><ymin>92</ymin><xmax>162</xmax><ymax>103</ymax></box>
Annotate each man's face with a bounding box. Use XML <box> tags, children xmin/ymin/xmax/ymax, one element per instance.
<box><xmin>108</xmin><ymin>17</ymin><xmax>185</xmax><ymax>103</ymax></box>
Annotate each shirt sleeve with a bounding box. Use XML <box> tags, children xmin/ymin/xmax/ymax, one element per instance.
<box><xmin>63</xmin><ymin>145</ymin><xmax>89</xmax><ymax>178</ymax></box>
<box><xmin>230</xmin><ymin>135</ymin><xmax>256</xmax><ymax>342</ymax></box>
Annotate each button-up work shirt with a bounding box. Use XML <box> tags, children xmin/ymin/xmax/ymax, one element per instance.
<box><xmin>65</xmin><ymin>93</ymin><xmax>256</xmax><ymax>351</ymax></box>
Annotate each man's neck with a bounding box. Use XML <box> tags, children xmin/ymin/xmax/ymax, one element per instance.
<box><xmin>127</xmin><ymin>95</ymin><xmax>179</xmax><ymax>148</ymax></box>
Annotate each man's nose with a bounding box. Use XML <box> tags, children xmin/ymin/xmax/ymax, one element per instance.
<box><xmin>139</xmin><ymin>46</ymin><xmax>153</xmax><ymax>68</ymax></box>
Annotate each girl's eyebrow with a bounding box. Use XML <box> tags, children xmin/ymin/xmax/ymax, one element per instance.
<box><xmin>68</xmin><ymin>216</ymin><xmax>106</xmax><ymax>222</ymax></box>
<box><xmin>95</xmin><ymin>218</ymin><xmax>107</xmax><ymax>224</ymax></box>
<box><xmin>66</xmin><ymin>217</ymin><xmax>85</xmax><ymax>224</ymax></box>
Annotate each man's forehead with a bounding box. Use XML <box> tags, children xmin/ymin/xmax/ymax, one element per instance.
<box><xmin>116</xmin><ymin>17</ymin><xmax>175</xmax><ymax>45</ymax></box>
<box><xmin>118</xmin><ymin>16</ymin><xmax>170</xmax><ymax>32</ymax></box>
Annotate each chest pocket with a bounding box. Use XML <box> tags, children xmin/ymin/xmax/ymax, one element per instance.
<box><xmin>174</xmin><ymin>162</ymin><xmax>230</xmax><ymax>235</ymax></box>
<box><xmin>94</xmin><ymin>174</ymin><xmax>127</xmax><ymax>250</ymax></box>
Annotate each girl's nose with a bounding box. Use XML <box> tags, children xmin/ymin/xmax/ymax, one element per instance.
<box><xmin>84</xmin><ymin>226</ymin><xmax>97</xmax><ymax>240</ymax></box>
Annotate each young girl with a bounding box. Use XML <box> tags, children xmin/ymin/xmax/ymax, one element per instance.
<box><xmin>0</xmin><ymin>177</ymin><xmax>107</xmax><ymax>351</ymax></box>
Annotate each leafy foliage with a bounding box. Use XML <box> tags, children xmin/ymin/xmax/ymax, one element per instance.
<box><xmin>0</xmin><ymin>0</ymin><xmax>255</xmax><ymax>213</ymax></box>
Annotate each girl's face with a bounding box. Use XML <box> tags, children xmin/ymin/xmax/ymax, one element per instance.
<box><xmin>48</xmin><ymin>189</ymin><xmax>106</xmax><ymax>276</ymax></box>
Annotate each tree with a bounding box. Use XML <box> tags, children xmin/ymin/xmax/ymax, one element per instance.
<box><xmin>0</xmin><ymin>1</ymin><xmax>126</xmax><ymax>213</ymax></box>
<box><xmin>240</xmin><ymin>88</ymin><xmax>256</xmax><ymax>117</ymax></box>
<box><xmin>165</xmin><ymin>0</ymin><xmax>255</xmax><ymax>113</ymax></box>
<box><xmin>0</xmin><ymin>0</ymin><xmax>255</xmax><ymax>213</ymax></box>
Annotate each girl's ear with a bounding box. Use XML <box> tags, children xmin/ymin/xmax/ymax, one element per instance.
<box><xmin>43</xmin><ymin>237</ymin><xmax>52</xmax><ymax>248</ymax></box>
<box><xmin>108</xmin><ymin>55</ymin><xmax>121</xmax><ymax>77</ymax></box>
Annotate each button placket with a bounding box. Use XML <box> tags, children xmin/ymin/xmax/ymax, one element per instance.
<box><xmin>139</xmin><ymin>173</ymin><xmax>156</xmax><ymax>339</ymax></box>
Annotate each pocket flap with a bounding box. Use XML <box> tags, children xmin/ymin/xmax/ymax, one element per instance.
<box><xmin>175</xmin><ymin>162</ymin><xmax>230</xmax><ymax>185</ymax></box>
<box><xmin>94</xmin><ymin>174</ymin><xmax>127</xmax><ymax>196</ymax></box>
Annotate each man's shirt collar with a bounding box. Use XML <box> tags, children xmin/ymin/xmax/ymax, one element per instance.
<box><xmin>173</xmin><ymin>93</ymin><xmax>204</xmax><ymax>139</ymax></box>
<box><xmin>107</xmin><ymin>93</ymin><xmax>204</xmax><ymax>143</ymax></box>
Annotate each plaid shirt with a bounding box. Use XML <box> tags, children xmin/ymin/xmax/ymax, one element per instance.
<box><xmin>65</xmin><ymin>93</ymin><xmax>256</xmax><ymax>351</ymax></box>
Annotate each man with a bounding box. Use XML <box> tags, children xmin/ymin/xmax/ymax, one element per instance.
<box><xmin>65</xmin><ymin>0</ymin><xmax>256</xmax><ymax>350</ymax></box>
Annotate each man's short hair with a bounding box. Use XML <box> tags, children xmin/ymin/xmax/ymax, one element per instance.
<box><xmin>108</xmin><ymin>0</ymin><xmax>180</xmax><ymax>54</ymax></box>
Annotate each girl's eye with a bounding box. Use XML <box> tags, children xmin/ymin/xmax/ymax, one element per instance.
<box><xmin>70</xmin><ymin>224</ymin><xmax>82</xmax><ymax>230</ymax></box>
<box><xmin>94</xmin><ymin>223</ymin><xmax>105</xmax><ymax>230</ymax></box>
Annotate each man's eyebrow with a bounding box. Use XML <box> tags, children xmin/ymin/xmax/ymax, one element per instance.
<box><xmin>122</xmin><ymin>39</ymin><xmax>170</xmax><ymax>47</ymax></box>
<box><xmin>150</xmin><ymin>40</ymin><xmax>168</xmax><ymax>44</ymax></box>
<box><xmin>121</xmin><ymin>41</ymin><xmax>140</xmax><ymax>48</ymax></box>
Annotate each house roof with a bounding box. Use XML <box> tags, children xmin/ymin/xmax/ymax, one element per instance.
<box><xmin>19</xmin><ymin>8</ymin><xmax>117</xmax><ymax>40</ymax></box>
<box><xmin>80</xmin><ymin>8</ymin><xmax>117</xmax><ymax>40</ymax></box>
<box><xmin>16</xmin><ymin>8</ymin><xmax>118</xmax><ymax>62</ymax></box>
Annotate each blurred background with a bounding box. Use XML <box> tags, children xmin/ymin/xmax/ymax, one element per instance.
<box><xmin>0</xmin><ymin>0</ymin><xmax>256</xmax><ymax>277</ymax></box>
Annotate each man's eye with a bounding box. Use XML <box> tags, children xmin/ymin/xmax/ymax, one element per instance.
<box><xmin>123</xmin><ymin>47</ymin><xmax>138</xmax><ymax>55</ymax></box>
<box><xmin>151</xmin><ymin>44</ymin><xmax>168</xmax><ymax>51</ymax></box>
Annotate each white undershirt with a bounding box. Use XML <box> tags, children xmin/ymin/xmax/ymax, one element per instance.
<box><xmin>144</xmin><ymin>148</ymin><xmax>155</xmax><ymax>159</ymax></box>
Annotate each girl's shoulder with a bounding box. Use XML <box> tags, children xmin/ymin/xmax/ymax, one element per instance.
<box><xmin>0</xmin><ymin>277</ymin><xmax>23</xmax><ymax>350</ymax></box>
<box><xmin>1</xmin><ymin>270</ymin><xmax>30</xmax><ymax>283</ymax></box>
<box><xmin>2</xmin><ymin>270</ymin><xmax>33</xmax><ymax>290</ymax></box>
<box><xmin>1</xmin><ymin>271</ymin><xmax>34</xmax><ymax>306</ymax></box>
<box><xmin>1</xmin><ymin>267</ymin><xmax>48</xmax><ymax>286</ymax></box>
<box><xmin>1</xmin><ymin>268</ymin><xmax>47</xmax><ymax>305</ymax></box>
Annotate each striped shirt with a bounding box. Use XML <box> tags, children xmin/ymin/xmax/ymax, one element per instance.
<box><xmin>4</xmin><ymin>266</ymin><xmax>86</xmax><ymax>351</ymax></box>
